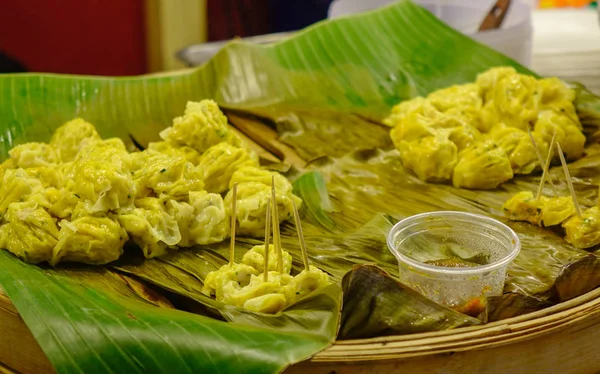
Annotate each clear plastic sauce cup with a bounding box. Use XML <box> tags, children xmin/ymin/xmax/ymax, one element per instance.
<box><xmin>386</xmin><ymin>211</ymin><xmax>521</xmax><ymax>307</ymax></box>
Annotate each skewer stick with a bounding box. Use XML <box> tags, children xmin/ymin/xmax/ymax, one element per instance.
<box><xmin>291</xmin><ymin>198</ymin><xmax>310</xmax><ymax>271</ymax></box>
<box><xmin>527</xmin><ymin>127</ymin><xmax>557</xmax><ymax>195</ymax></box>
<box><xmin>536</xmin><ymin>131</ymin><xmax>557</xmax><ymax>200</ymax></box>
<box><xmin>263</xmin><ymin>197</ymin><xmax>271</xmax><ymax>282</ymax></box>
<box><xmin>271</xmin><ymin>176</ymin><xmax>283</xmax><ymax>274</ymax></box>
<box><xmin>229</xmin><ymin>183</ymin><xmax>238</xmax><ymax>266</ymax></box>
<box><xmin>598</xmin><ymin>174</ymin><xmax>600</xmax><ymax>207</ymax></box>
<box><xmin>556</xmin><ymin>142</ymin><xmax>582</xmax><ymax>217</ymax></box>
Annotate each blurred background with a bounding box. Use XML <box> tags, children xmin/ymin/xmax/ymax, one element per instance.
<box><xmin>0</xmin><ymin>0</ymin><xmax>597</xmax><ymax>79</ymax></box>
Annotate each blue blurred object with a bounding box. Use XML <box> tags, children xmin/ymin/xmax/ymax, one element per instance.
<box><xmin>269</xmin><ymin>0</ymin><xmax>334</xmax><ymax>32</ymax></box>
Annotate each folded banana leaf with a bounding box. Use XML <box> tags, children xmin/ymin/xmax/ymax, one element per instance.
<box><xmin>2</xmin><ymin>0</ymin><xmax>600</xmax><ymax>372</ymax></box>
<box><xmin>339</xmin><ymin>265</ymin><xmax>480</xmax><ymax>339</ymax></box>
<box><xmin>0</xmin><ymin>251</ymin><xmax>340</xmax><ymax>374</ymax></box>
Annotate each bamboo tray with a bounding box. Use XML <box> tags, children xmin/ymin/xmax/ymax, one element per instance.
<box><xmin>3</xmin><ymin>285</ymin><xmax>600</xmax><ymax>373</ymax></box>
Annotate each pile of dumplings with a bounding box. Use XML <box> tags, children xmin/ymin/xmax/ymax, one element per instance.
<box><xmin>0</xmin><ymin>100</ymin><xmax>301</xmax><ymax>265</ymax></box>
<box><xmin>385</xmin><ymin>67</ymin><xmax>586</xmax><ymax>190</ymax></box>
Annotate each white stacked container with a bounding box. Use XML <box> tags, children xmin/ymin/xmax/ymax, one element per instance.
<box><xmin>328</xmin><ymin>0</ymin><xmax>534</xmax><ymax>66</ymax></box>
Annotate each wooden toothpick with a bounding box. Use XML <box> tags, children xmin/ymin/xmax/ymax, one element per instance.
<box><xmin>263</xmin><ymin>197</ymin><xmax>271</xmax><ymax>282</ymax></box>
<box><xmin>536</xmin><ymin>131</ymin><xmax>557</xmax><ymax>200</ymax></box>
<box><xmin>291</xmin><ymin>198</ymin><xmax>309</xmax><ymax>271</ymax></box>
<box><xmin>229</xmin><ymin>183</ymin><xmax>238</xmax><ymax>266</ymax></box>
<box><xmin>271</xmin><ymin>176</ymin><xmax>283</xmax><ymax>274</ymax></box>
<box><xmin>598</xmin><ymin>174</ymin><xmax>600</xmax><ymax>207</ymax></box>
<box><xmin>556</xmin><ymin>142</ymin><xmax>582</xmax><ymax>217</ymax></box>
<box><xmin>527</xmin><ymin>127</ymin><xmax>557</xmax><ymax>196</ymax></box>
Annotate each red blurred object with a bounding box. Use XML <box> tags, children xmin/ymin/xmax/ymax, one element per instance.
<box><xmin>0</xmin><ymin>0</ymin><xmax>147</xmax><ymax>76</ymax></box>
<box><xmin>207</xmin><ymin>0</ymin><xmax>272</xmax><ymax>41</ymax></box>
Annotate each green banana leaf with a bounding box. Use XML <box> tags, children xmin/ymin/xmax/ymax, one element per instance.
<box><xmin>0</xmin><ymin>251</ymin><xmax>339</xmax><ymax>374</ymax></box>
<box><xmin>2</xmin><ymin>0</ymin><xmax>600</xmax><ymax>372</ymax></box>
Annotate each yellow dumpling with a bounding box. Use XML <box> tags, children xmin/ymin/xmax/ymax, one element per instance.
<box><xmin>447</xmin><ymin>124</ymin><xmax>482</xmax><ymax>151</ymax></box>
<box><xmin>224</xmin><ymin>181</ymin><xmax>300</xmax><ymax>237</ymax></box>
<box><xmin>563</xmin><ymin>207</ymin><xmax>600</xmax><ymax>249</ymax></box>
<box><xmin>398</xmin><ymin>136</ymin><xmax>458</xmax><ymax>182</ymax></box>
<box><xmin>478</xmin><ymin>100</ymin><xmax>501</xmax><ymax>133</ymax></box>
<box><xmin>534</xmin><ymin>109</ymin><xmax>585</xmax><ymax>161</ymax></box>
<box><xmin>222</xmin><ymin>272</ymin><xmax>293</xmax><ymax>308</ymax></box>
<box><xmin>73</xmin><ymin>138</ymin><xmax>131</xmax><ymax>173</ymax></box>
<box><xmin>383</xmin><ymin>97</ymin><xmax>434</xmax><ymax>127</ymax></box>
<box><xmin>51</xmin><ymin>216</ymin><xmax>128</xmax><ymax>265</ymax></box>
<box><xmin>0</xmin><ymin>201</ymin><xmax>59</xmax><ymax>264</ymax></box>
<box><xmin>132</xmin><ymin>151</ymin><xmax>203</xmax><ymax>200</ymax></box>
<box><xmin>488</xmin><ymin>126</ymin><xmax>547</xmax><ymax>174</ymax></box>
<box><xmin>502</xmin><ymin>191</ymin><xmax>544</xmax><ymax>226</ymax></box>
<box><xmin>388</xmin><ymin>107</ymin><xmax>455</xmax><ymax>145</ymax></box>
<box><xmin>201</xmin><ymin>263</ymin><xmax>260</xmax><ymax>300</ymax></box>
<box><xmin>538</xmin><ymin>77</ymin><xmax>576</xmax><ymax>106</ymax></box>
<box><xmin>24</xmin><ymin>166</ymin><xmax>63</xmax><ymax>189</ymax></box>
<box><xmin>49</xmin><ymin>118</ymin><xmax>101</xmax><ymax>162</ymax></box>
<box><xmin>159</xmin><ymin>100</ymin><xmax>241</xmax><ymax>153</ymax></box>
<box><xmin>46</xmin><ymin>188</ymin><xmax>80</xmax><ymax>219</ymax></box>
<box><xmin>117</xmin><ymin>197</ymin><xmax>181</xmax><ymax>258</ymax></box>
<box><xmin>452</xmin><ymin>141</ymin><xmax>513</xmax><ymax>189</ymax></box>
<box><xmin>8</xmin><ymin>142</ymin><xmax>58</xmax><ymax>168</ymax></box>
<box><xmin>542</xmin><ymin>196</ymin><xmax>576</xmax><ymax>227</ymax></box>
<box><xmin>490</xmin><ymin>73</ymin><xmax>542</xmax><ymax>130</ymax></box>
<box><xmin>70</xmin><ymin>160</ymin><xmax>135</xmax><ymax>213</ymax></box>
<box><xmin>283</xmin><ymin>265</ymin><xmax>330</xmax><ymax>305</ymax></box>
<box><xmin>427</xmin><ymin>83</ymin><xmax>482</xmax><ymax>113</ymax></box>
<box><xmin>389</xmin><ymin>113</ymin><xmax>437</xmax><ymax>146</ymax></box>
<box><xmin>476</xmin><ymin>66</ymin><xmax>519</xmax><ymax>102</ymax></box>
<box><xmin>146</xmin><ymin>141</ymin><xmax>201</xmax><ymax>165</ymax></box>
<box><xmin>0</xmin><ymin>168</ymin><xmax>44</xmax><ymax>215</ymax></box>
<box><xmin>166</xmin><ymin>191</ymin><xmax>230</xmax><ymax>247</ymax></box>
<box><xmin>243</xmin><ymin>293</ymin><xmax>287</xmax><ymax>314</ymax></box>
<box><xmin>197</xmin><ymin>143</ymin><xmax>259</xmax><ymax>194</ymax></box>
<box><xmin>241</xmin><ymin>244</ymin><xmax>293</xmax><ymax>274</ymax></box>
<box><xmin>229</xmin><ymin>166</ymin><xmax>296</xmax><ymax>197</ymax></box>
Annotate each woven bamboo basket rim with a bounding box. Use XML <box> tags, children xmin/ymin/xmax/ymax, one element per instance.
<box><xmin>308</xmin><ymin>287</ymin><xmax>600</xmax><ymax>362</ymax></box>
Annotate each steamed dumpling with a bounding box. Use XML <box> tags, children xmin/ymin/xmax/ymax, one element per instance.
<box><xmin>242</xmin><ymin>244</ymin><xmax>293</xmax><ymax>274</ymax></box>
<box><xmin>538</xmin><ymin>77</ymin><xmax>576</xmax><ymax>107</ymax></box>
<box><xmin>117</xmin><ymin>197</ymin><xmax>181</xmax><ymax>258</ymax></box>
<box><xmin>534</xmin><ymin>109</ymin><xmax>585</xmax><ymax>161</ymax></box>
<box><xmin>476</xmin><ymin>66</ymin><xmax>519</xmax><ymax>102</ymax></box>
<box><xmin>489</xmin><ymin>73</ymin><xmax>541</xmax><ymax>130</ymax></box>
<box><xmin>489</xmin><ymin>126</ymin><xmax>547</xmax><ymax>174</ymax></box>
<box><xmin>146</xmin><ymin>141</ymin><xmax>201</xmax><ymax>165</ymax></box>
<box><xmin>49</xmin><ymin>118</ymin><xmax>101</xmax><ymax>162</ymax></box>
<box><xmin>225</xmin><ymin>167</ymin><xmax>301</xmax><ymax>237</ymax></box>
<box><xmin>0</xmin><ymin>201</ymin><xmax>59</xmax><ymax>264</ymax></box>
<box><xmin>197</xmin><ymin>143</ymin><xmax>259</xmax><ymax>194</ymax></box>
<box><xmin>398</xmin><ymin>136</ymin><xmax>458</xmax><ymax>182</ymax></box>
<box><xmin>0</xmin><ymin>168</ymin><xmax>44</xmax><ymax>215</ymax></box>
<box><xmin>383</xmin><ymin>97</ymin><xmax>433</xmax><ymax>127</ymax></box>
<box><xmin>229</xmin><ymin>166</ymin><xmax>296</xmax><ymax>196</ymax></box>
<box><xmin>8</xmin><ymin>142</ymin><xmax>58</xmax><ymax>168</ymax></box>
<box><xmin>131</xmin><ymin>150</ymin><xmax>203</xmax><ymax>200</ymax></box>
<box><xmin>160</xmin><ymin>100</ymin><xmax>241</xmax><ymax>152</ymax></box>
<box><xmin>51</xmin><ymin>216</ymin><xmax>128</xmax><ymax>265</ymax></box>
<box><xmin>452</xmin><ymin>140</ymin><xmax>513</xmax><ymax>189</ymax></box>
<box><xmin>70</xmin><ymin>160</ymin><xmax>135</xmax><ymax>213</ymax></box>
<box><xmin>167</xmin><ymin>191</ymin><xmax>230</xmax><ymax>247</ymax></box>
<box><xmin>225</xmin><ymin>181</ymin><xmax>298</xmax><ymax>237</ymax></box>
<box><xmin>427</xmin><ymin>83</ymin><xmax>482</xmax><ymax>113</ymax></box>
